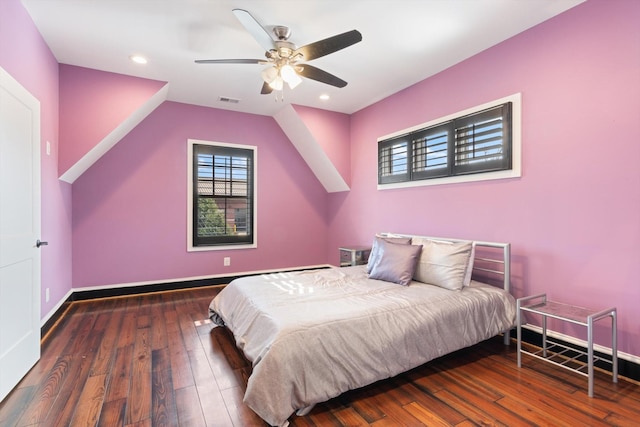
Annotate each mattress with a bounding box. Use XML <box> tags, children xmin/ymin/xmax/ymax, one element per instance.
<box><xmin>209</xmin><ymin>265</ymin><xmax>516</xmax><ymax>426</ymax></box>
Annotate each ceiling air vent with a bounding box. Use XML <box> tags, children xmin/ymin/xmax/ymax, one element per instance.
<box><xmin>218</xmin><ymin>96</ymin><xmax>240</xmax><ymax>104</ymax></box>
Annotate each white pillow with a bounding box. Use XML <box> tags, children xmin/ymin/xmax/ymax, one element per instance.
<box><xmin>412</xmin><ymin>238</ymin><xmax>473</xmax><ymax>290</ymax></box>
<box><xmin>463</xmin><ymin>242</ymin><xmax>476</xmax><ymax>286</ymax></box>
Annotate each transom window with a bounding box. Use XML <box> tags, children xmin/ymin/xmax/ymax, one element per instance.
<box><xmin>188</xmin><ymin>140</ymin><xmax>256</xmax><ymax>250</ymax></box>
<box><xmin>378</xmin><ymin>96</ymin><xmax>519</xmax><ymax>188</ymax></box>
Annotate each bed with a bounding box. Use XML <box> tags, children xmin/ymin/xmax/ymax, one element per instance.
<box><xmin>209</xmin><ymin>234</ymin><xmax>516</xmax><ymax>426</ymax></box>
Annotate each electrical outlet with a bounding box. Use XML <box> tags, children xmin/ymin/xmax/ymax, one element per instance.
<box><xmin>45</xmin><ymin>288</ymin><xmax>50</xmax><ymax>302</ymax></box>
<box><xmin>46</xmin><ymin>141</ymin><xmax>51</xmax><ymax>156</ymax></box>
<box><xmin>224</xmin><ymin>257</ymin><xmax>231</xmax><ymax>266</ymax></box>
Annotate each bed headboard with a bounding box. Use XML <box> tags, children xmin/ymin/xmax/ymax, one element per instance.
<box><xmin>378</xmin><ymin>233</ymin><xmax>511</xmax><ymax>294</ymax></box>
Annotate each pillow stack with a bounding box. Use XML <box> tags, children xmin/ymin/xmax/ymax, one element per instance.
<box><xmin>367</xmin><ymin>234</ymin><xmax>475</xmax><ymax>290</ymax></box>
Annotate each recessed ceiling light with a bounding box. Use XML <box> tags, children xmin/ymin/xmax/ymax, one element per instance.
<box><xmin>319</xmin><ymin>94</ymin><xmax>330</xmax><ymax>101</ymax></box>
<box><xmin>130</xmin><ymin>55</ymin><xmax>148</xmax><ymax>64</ymax></box>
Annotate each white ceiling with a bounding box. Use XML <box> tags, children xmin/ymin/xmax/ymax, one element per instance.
<box><xmin>21</xmin><ymin>0</ymin><xmax>585</xmax><ymax>117</ymax></box>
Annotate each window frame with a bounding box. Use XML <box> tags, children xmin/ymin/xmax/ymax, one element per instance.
<box><xmin>377</xmin><ymin>93</ymin><xmax>521</xmax><ymax>190</ymax></box>
<box><xmin>187</xmin><ymin>139</ymin><xmax>257</xmax><ymax>252</ymax></box>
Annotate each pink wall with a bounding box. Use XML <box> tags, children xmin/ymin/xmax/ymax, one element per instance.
<box><xmin>329</xmin><ymin>0</ymin><xmax>640</xmax><ymax>357</ymax></box>
<box><xmin>59</xmin><ymin>65</ymin><xmax>167</xmax><ymax>177</ymax></box>
<box><xmin>72</xmin><ymin>101</ymin><xmax>329</xmax><ymax>287</ymax></box>
<box><xmin>292</xmin><ymin>105</ymin><xmax>351</xmax><ymax>186</ymax></box>
<box><xmin>0</xmin><ymin>0</ymin><xmax>73</xmax><ymax>318</ymax></box>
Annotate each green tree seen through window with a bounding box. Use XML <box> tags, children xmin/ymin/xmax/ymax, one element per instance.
<box><xmin>197</xmin><ymin>198</ymin><xmax>227</xmax><ymax>236</ymax></box>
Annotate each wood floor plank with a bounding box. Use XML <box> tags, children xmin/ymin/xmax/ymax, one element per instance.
<box><xmin>90</xmin><ymin>308</ymin><xmax>124</xmax><ymax>377</ymax></box>
<box><xmin>126</xmin><ymin>327</ymin><xmax>152</xmax><ymax>425</ymax></box>
<box><xmin>0</xmin><ymin>386</ymin><xmax>35</xmax><ymax>427</ymax></box>
<box><xmin>333</xmin><ymin>406</ymin><xmax>370</xmax><ymax>426</ymax></box>
<box><xmin>348</xmin><ymin>387</ymin><xmax>387</xmax><ymax>424</ymax></box>
<box><xmin>200</xmin><ymin>326</ymin><xmax>244</xmax><ymax>391</ymax></box>
<box><xmin>307</xmin><ymin>408</ymin><xmax>343</xmax><ymax>426</ymax></box>
<box><xmin>220</xmin><ymin>384</ymin><xmax>267</xmax><ymax>426</ymax></box>
<box><xmin>402</xmin><ymin>401</ymin><xmax>454</xmax><ymax>427</ymax></box>
<box><xmin>433</xmin><ymin>385</ymin><xmax>511</xmax><ymax>427</ymax></box>
<box><xmin>46</xmin><ymin>352</ymin><xmax>96</xmax><ymax>427</ymax></box>
<box><xmin>105</xmin><ymin>344</ymin><xmax>134</xmax><ymax>402</ymax></box>
<box><xmin>98</xmin><ymin>398</ymin><xmax>126</xmax><ymax>427</ymax></box>
<box><xmin>164</xmin><ymin>309</ymin><xmax>195</xmax><ymax>391</ymax></box>
<box><xmin>365</xmin><ymin>386</ymin><xmax>425</xmax><ymax>427</ymax></box>
<box><xmin>150</xmin><ymin>303</ymin><xmax>169</xmax><ymax>351</ymax></box>
<box><xmin>396</xmin><ymin>381</ymin><xmax>467</xmax><ymax>426</ymax></box>
<box><xmin>176</xmin><ymin>302</ymin><xmax>202</xmax><ymax>353</ymax></box>
<box><xmin>187</xmin><ymin>347</ymin><xmax>234</xmax><ymax>426</ymax></box>
<box><xmin>117</xmin><ymin>311</ymin><xmax>138</xmax><ymax>349</ymax></box>
<box><xmin>496</xmin><ymin>394</ymin><xmax>573</xmax><ymax>427</ymax></box>
<box><xmin>151</xmin><ymin>347</ymin><xmax>178</xmax><ymax>427</ymax></box>
<box><xmin>175</xmin><ymin>386</ymin><xmax>206</xmax><ymax>427</ymax></box>
<box><xmin>15</xmin><ymin>355</ymin><xmax>72</xmax><ymax>426</ymax></box>
<box><xmin>465</xmin><ymin>376</ymin><xmax>540</xmax><ymax>426</ymax></box>
<box><xmin>434</xmin><ymin>359</ymin><xmax>505</xmax><ymax>402</ymax></box>
<box><xmin>69</xmin><ymin>373</ymin><xmax>108</xmax><ymax>427</ymax></box>
<box><xmin>60</xmin><ymin>310</ymin><xmax>98</xmax><ymax>357</ymax></box>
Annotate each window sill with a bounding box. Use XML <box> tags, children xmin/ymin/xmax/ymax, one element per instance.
<box><xmin>187</xmin><ymin>243</ymin><xmax>257</xmax><ymax>252</ymax></box>
<box><xmin>378</xmin><ymin>167</ymin><xmax>521</xmax><ymax>190</ymax></box>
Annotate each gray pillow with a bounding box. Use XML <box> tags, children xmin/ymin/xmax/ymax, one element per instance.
<box><xmin>412</xmin><ymin>238</ymin><xmax>473</xmax><ymax>290</ymax></box>
<box><xmin>368</xmin><ymin>239</ymin><xmax>423</xmax><ymax>286</ymax></box>
<box><xmin>367</xmin><ymin>235</ymin><xmax>412</xmax><ymax>273</ymax></box>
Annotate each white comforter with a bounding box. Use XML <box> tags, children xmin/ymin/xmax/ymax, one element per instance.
<box><xmin>209</xmin><ymin>266</ymin><xmax>516</xmax><ymax>426</ymax></box>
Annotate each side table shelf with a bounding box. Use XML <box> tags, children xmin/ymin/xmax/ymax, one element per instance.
<box><xmin>339</xmin><ymin>246</ymin><xmax>372</xmax><ymax>267</ymax></box>
<box><xmin>516</xmin><ymin>294</ymin><xmax>617</xmax><ymax>397</ymax></box>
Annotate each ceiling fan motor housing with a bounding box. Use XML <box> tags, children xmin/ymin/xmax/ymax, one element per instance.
<box><xmin>273</xmin><ymin>25</ymin><xmax>291</xmax><ymax>40</ymax></box>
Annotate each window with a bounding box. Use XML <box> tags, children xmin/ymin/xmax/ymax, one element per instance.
<box><xmin>378</xmin><ymin>94</ymin><xmax>520</xmax><ymax>188</ymax></box>
<box><xmin>188</xmin><ymin>140</ymin><xmax>256</xmax><ymax>250</ymax></box>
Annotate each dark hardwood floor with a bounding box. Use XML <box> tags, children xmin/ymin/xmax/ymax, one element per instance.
<box><xmin>0</xmin><ymin>286</ymin><xmax>638</xmax><ymax>427</ymax></box>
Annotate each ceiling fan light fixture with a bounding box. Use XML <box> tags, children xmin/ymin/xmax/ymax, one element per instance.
<box><xmin>286</xmin><ymin>74</ymin><xmax>302</xmax><ymax>89</ymax></box>
<box><xmin>280</xmin><ymin>64</ymin><xmax>296</xmax><ymax>81</ymax></box>
<box><xmin>269</xmin><ymin>76</ymin><xmax>284</xmax><ymax>91</ymax></box>
<box><xmin>261</xmin><ymin>66</ymin><xmax>278</xmax><ymax>84</ymax></box>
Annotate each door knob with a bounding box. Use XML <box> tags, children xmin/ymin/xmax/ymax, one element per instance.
<box><xmin>36</xmin><ymin>239</ymin><xmax>48</xmax><ymax>248</ymax></box>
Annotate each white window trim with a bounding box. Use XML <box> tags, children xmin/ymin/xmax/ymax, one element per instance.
<box><xmin>377</xmin><ymin>93</ymin><xmax>521</xmax><ymax>190</ymax></box>
<box><xmin>187</xmin><ymin>139</ymin><xmax>258</xmax><ymax>252</ymax></box>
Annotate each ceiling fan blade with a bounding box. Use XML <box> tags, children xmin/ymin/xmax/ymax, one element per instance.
<box><xmin>297</xmin><ymin>64</ymin><xmax>348</xmax><ymax>88</ymax></box>
<box><xmin>260</xmin><ymin>82</ymin><xmax>273</xmax><ymax>95</ymax></box>
<box><xmin>293</xmin><ymin>30</ymin><xmax>362</xmax><ymax>61</ymax></box>
<box><xmin>232</xmin><ymin>9</ymin><xmax>275</xmax><ymax>52</ymax></box>
<box><xmin>195</xmin><ymin>59</ymin><xmax>264</xmax><ymax>64</ymax></box>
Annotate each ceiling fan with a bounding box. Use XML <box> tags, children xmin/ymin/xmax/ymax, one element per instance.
<box><xmin>195</xmin><ymin>9</ymin><xmax>362</xmax><ymax>95</ymax></box>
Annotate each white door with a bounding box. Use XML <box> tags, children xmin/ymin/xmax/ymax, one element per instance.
<box><xmin>0</xmin><ymin>66</ymin><xmax>41</xmax><ymax>402</ymax></box>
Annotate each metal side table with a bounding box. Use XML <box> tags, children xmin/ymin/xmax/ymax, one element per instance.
<box><xmin>517</xmin><ymin>293</ymin><xmax>617</xmax><ymax>397</ymax></box>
